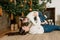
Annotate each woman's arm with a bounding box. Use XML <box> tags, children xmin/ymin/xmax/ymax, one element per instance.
<box><xmin>36</xmin><ymin>16</ymin><xmax>41</xmax><ymax>25</ymax></box>
<box><xmin>29</xmin><ymin>17</ymin><xmax>37</xmax><ymax>25</ymax></box>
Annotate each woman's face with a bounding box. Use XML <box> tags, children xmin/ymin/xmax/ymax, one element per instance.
<box><xmin>33</xmin><ymin>12</ymin><xmax>38</xmax><ymax>17</ymax></box>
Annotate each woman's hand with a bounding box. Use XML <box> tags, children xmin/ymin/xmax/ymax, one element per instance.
<box><xmin>41</xmin><ymin>20</ymin><xmax>48</xmax><ymax>24</ymax></box>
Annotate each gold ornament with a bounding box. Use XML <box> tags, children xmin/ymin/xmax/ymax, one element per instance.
<box><xmin>24</xmin><ymin>0</ymin><xmax>27</xmax><ymax>3</ymax></box>
<box><xmin>0</xmin><ymin>6</ymin><xmax>2</xmax><ymax>16</ymax></box>
<box><xmin>29</xmin><ymin>8</ymin><xmax>32</xmax><ymax>11</ymax></box>
<box><xmin>28</xmin><ymin>1</ymin><xmax>31</xmax><ymax>5</ymax></box>
<box><xmin>20</xmin><ymin>4</ymin><xmax>24</xmax><ymax>7</ymax></box>
<box><xmin>10</xmin><ymin>0</ymin><xmax>13</xmax><ymax>2</ymax></box>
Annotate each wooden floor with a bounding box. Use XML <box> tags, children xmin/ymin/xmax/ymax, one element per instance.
<box><xmin>0</xmin><ymin>31</ymin><xmax>60</xmax><ymax>40</ymax></box>
<box><xmin>0</xmin><ymin>28</ymin><xmax>10</xmax><ymax>38</ymax></box>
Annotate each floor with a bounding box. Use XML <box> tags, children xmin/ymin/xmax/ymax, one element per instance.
<box><xmin>0</xmin><ymin>31</ymin><xmax>60</xmax><ymax>40</ymax></box>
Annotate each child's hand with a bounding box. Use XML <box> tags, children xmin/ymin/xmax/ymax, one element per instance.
<box><xmin>22</xmin><ymin>26</ymin><xmax>29</xmax><ymax>32</ymax></box>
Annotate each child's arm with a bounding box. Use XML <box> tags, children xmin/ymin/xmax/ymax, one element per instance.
<box><xmin>27</xmin><ymin>22</ymin><xmax>32</xmax><ymax>28</ymax></box>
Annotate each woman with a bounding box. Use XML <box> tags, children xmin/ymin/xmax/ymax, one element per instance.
<box><xmin>26</xmin><ymin>11</ymin><xmax>60</xmax><ymax>34</ymax></box>
<box><xmin>26</xmin><ymin>11</ymin><xmax>44</xmax><ymax>34</ymax></box>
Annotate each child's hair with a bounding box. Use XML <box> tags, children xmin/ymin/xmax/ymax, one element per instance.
<box><xmin>21</xmin><ymin>17</ymin><xmax>29</xmax><ymax>26</ymax></box>
<box><xmin>19</xmin><ymin>17</ymin><xmax>29</xmax><ymax>35</ymax></box>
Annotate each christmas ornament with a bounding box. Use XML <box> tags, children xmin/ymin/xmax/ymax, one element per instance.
<box><xmin>29</xmin><ymin>8</ymin><xmax>32</xmax><ymax>11</ymax></box>
<box><xmin>28</xmin><ymin>1</ymin><xmax>32</xmax><ymax>6</ymax></box>
<box><xmin>10</xmin><ymin>0</ymin><xmax>13</xmax><ymax>3</ymax></box>
<box><xmin>28</xmin><ymin>2</ymin><xmax>31</xmax><ymax>5</ymax></box>
<box><xmin>0</xmin><ymin>6</ymin><xmax>2</xmax><ymax>16</ymax></box>
<box><xmin>20</xmin><ymin>4</ymin><xmax>24</xmax><ymax>7</ymax></box>
<box><xmin>24</xmin><ymin>0</ymin><xmax>27</xmax><ymax>3</ymax></box>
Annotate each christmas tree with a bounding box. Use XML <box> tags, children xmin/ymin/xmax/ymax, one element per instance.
<box><xmin>0</xmin><ymin>0</ymin><xmax>51</xmax><ymax>16</ymax></box>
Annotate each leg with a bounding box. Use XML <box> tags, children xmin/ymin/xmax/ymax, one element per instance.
<box><xmin>43</xmin><ymin>24</ymin><xmax>60</xmax><ymax>33</ymax></box>
<box><xmin>39</xmin><ymin>12</ymin><xmax>46</xmax><ymax>22</ymax></box>
<box><xmin>14</xmin><ymin>24</ymin><xmax>18</xmax><ymax>31</ymax></box>
<box><xmin>11</xmin><ymin>24</ymin><xmax>14</xmax><ymax>31</ymax></box>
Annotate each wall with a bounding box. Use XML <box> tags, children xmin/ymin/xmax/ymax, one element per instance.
<box><xmin>0</xmin><ymin>11</ymin><xmax>9</xmax><ymax>32</ymax></box>
<box><xmin>46</xmin><ymin>0</ymin><xmax>60</xmax><ymax>25</ymax></box>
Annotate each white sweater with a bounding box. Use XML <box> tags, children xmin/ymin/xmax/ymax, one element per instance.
<box><xmin>26</xmin><ymin>11</ymin><xmax>44</xmax><ymax>34</ymax></box>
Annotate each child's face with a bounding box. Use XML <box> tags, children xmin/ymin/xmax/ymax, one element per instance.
<box><xmin>22</xmin><ymin>26</ymin><xmax>29</xmax><ymax>32</ymax></box>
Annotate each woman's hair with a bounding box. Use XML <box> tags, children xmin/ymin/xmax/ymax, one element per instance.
<box><xmin>34</xmin><ymin>17</ymin><xmax>37</xmax><ymax>20</ymax></box>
